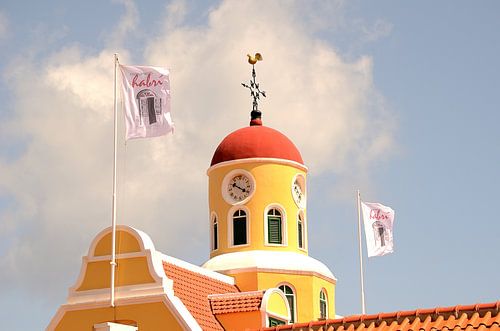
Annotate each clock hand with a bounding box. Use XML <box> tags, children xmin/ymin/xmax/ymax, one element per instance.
<box><xmin>232</xmin><ymin>182</ymin><xmax>247</xmax><ymax>193</ymax></box>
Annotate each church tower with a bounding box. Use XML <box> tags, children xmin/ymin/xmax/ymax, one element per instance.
<box><xmin>203</xmin><ymin>55</ymin><xmax>336</xmax><ymax>323</ymax></box>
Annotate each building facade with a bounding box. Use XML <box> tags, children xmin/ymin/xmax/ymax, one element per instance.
<box><xmin>47</xmin><ymin>103</ymin><xmax>499</xmax><ymax>331</ymax></box>
<box><xmin>48</xmin><ymin>114</ymin><xmax>336</xmax><ymax>330</ymax></box>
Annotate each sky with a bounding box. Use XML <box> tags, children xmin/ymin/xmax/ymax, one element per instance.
<box><xmin>0</xmin><ymin>1</ymin><xmax>499</xmax><ymax>330</ymax></box>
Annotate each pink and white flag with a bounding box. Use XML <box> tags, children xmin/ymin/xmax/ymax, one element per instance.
<box><xmin>361</xmin><ymin>201</ymin><xmax>395</xmax><ymax>257</ymax></box>
<box><xmin>119</xmin><ymin>65</ymin><xmax>173</xmax><ymax>140</ymax></box>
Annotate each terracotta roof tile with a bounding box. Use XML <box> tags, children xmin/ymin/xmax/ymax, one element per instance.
<box><xmin>209</xmin><ymin>291</ymin><xmax>264</xmax><ymax>314</ymax></box>
<box><xmin>163</xmin><ymin>261</ymin><xmax>239</xmax><ymax>331</ymax></box>
<box><xmin>258</xmin><ymin>301</ymin><xmax>500</xmax><ymax>331</ymax></box>
<box><xmin>387</xmin><ymin>320</ymin><xmax>400</xmax><ymax>331</ymax></box>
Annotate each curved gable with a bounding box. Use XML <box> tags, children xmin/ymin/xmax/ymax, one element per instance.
<box><xmin>71</xmin><ymin>226</ymin><xmax>165</xmax><ymax>293</ymax></box>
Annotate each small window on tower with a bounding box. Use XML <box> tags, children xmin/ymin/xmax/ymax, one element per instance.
<box><xmin>212</xmin><ymin>215</ymin><xmax>218</xmax><ymax>251</ymax></box>
<box><xmin>319</xmin><ymin>289</ymin><xmax>328</xmax><ymax>319</ymax></box>
<box><xmin>267</xmin><ymin>208</ymin><xmax>282</xmax><ymax>244</ymax></box>
<box><xmin>298</xmin><ymin>212</ymin><xmax>305</xmax><ymax>249</ymax></box>
<box><xmin>278</xmin><ymin>284</ymin><xmax>296</xmax><ymax>323</ymax></box>
<box><xmin>233</xmin><ymin>209</ymin><xmax>247</xmax><ymax>245</ymax></box>
<box><xmin>268</xmin><ymin>317</ymin><xmax>286</xmax><ymax>327</ymax></box>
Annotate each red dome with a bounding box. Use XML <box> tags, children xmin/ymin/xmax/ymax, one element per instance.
<box><xmin>210</xmin><ymin>125</ymin><xmax>304</xmax><ymax>166</ymax></box>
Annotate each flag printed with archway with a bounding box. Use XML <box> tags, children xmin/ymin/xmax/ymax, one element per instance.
<box><xmin>361</xmin><ymin>202</ymin><xmax>395</xmax><ymax>257</ymax></box>
<box><xmin>120</xmin><ymin>65</ymin><xmax>173</xmax><ymax>140</ymax></box>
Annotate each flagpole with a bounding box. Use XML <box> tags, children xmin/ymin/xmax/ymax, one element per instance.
<box><xmin>110</xmin><ymin>53</ymin><xmax>119</xmax><ymax>308</ymax></box>
<box><xmin>357</xmin><ymin>190</ymin><xmax>367</xmax><ymax>314</ymax></box>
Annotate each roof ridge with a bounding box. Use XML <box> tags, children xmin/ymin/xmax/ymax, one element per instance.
<box><xmin>208</xmin><ymin>290</ymin><xmax>264</xmax><ymax>300</ymax></box>
<box><xmin>162</xmin><ymin>260</ymin><xmax>238</xmax><ymax>330</ymax></box>
<box><xmin>161</xmin><ymin>253</ymin><xmax>235</xmax><ymax>285</ymax></box>
<box><xmin>351</xmin><ymin>301</ymin><xmax>500</xmax><ymax>325</ymax></box>
<box><xmin>259</xmin><ymin>301</ymin><xmax>500</xmax><ymax>331</ymax></box>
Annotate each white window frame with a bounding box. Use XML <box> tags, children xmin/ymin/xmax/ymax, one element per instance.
<box><xmin>227</xmin><ymin>205</ymin><xmax>251</xmax><ymax>248</ymax></box>
<box><xmin>278</xmin><ymin>282</ymin><xmax>297</xmax><ymax>324</ymax></box>
<box><xmin>261</xmin><ymin>288</ymin><xmax>291</xmax><ymax>326</ymax></box>
<box><xmin>264</xmin><ymin>204</ymin><xmax>287</xmax><ymax>247</ymax></box>
<box><xmin>210</xmin><ymin>211</ymin><xmax>219</xmax><ymax>252</ymax></box>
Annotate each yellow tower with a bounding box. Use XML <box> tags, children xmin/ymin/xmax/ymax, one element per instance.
<box><xmin>203</xmin><ymin>61</ymin><xmax>337</xmax><ymax>322</ymax></box>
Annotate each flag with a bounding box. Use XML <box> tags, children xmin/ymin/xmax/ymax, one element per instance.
<box><xmin>361</xmin><ymin>201</ymin><xmax>395</xmax><ymax>257</ymax></box>
<box><xmin>119</xmin><ymin>65</ymin><xmax>173</xmax><ymax>140</ymax></box>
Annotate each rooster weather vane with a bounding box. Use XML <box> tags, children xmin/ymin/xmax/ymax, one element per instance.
<box><xmin>242</xmin><ymin>53</ymin><xmax>266</xmax><ymax>122</ymax></box>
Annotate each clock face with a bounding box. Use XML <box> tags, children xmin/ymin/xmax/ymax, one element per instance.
<box><xmin>223</xmin><ymin>171</ymin><xmax>255</xmax><ymax>204</ymax></box>
<box><xmin>292</xmin><ymin>174</ymin><xmax>306</xmax><ymax>208</ymax></box>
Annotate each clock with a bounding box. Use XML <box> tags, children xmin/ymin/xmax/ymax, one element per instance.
<box><xmin>222</xmin><ymin>170</ymin><xmax>255</xmax><ymax>205</ymax></box>
<box><xmin>292</xmin><ymin>174</ymin><xmax>306</xmax><ymax>208</ymax></box>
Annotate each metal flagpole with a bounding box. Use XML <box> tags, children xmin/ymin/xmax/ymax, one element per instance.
<box><xmin>357</xmin><ymin>190</ymin><xmax>367</xmax><ymax>314</ymax></box>
<box><xmin>110</xmin><ymin>53</ymin><xmax>119</xmax><ymax>308</ymax></box>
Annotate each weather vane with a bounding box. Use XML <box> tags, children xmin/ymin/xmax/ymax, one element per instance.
<box><xmin>242</xmin><ymin>53</ymin><xmax>266</xmax><ymax>124</ymax></box>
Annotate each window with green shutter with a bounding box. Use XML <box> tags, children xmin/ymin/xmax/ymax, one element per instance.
<box><xmin>279</xmin><ymin>284</ymin><xmax>295</xmax><ymax>323</ymax></box>
<box><xmin>212</xmin><ymin>216</ymin><xmax>218</xmax><ymax>250</ymax></box>
<box><xmin>268</xmin><ymin>317</ymin><xmax>286</xmax><ymax>326</ymax></box>
<box><xmin>267</xmin><ymin>209</ymin><xmax>282</xmax><ymax>244</ymax></box>
<box><xmin>298</xmin><ymin>218</ymin><xmax>303</xmax><ymax>249</ymax></box>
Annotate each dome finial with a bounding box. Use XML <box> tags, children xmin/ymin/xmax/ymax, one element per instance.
<box><xmin>241</xmin><ymin>53</ymin><xmax>266</xmax><ymax>126</ymax></box>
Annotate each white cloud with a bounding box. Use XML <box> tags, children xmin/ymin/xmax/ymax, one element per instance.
<box><xmin>145</xmin><ymin>0</ymin><xmax>395</xmax><ymax>179</ymax></box>
<box><xmin>0</xmin><ymin>0</ymin><xmax>395</xmax><ymax>304</ymax></box>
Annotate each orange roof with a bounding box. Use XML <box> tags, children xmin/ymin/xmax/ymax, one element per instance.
<box><xmin>210</xmin><ymin>291</ymin><xmax>264</xmax><ymax>314</ymax></box>
<box><xmin>163</xmin><ymin>261</ymin><xmax>239</xmax><ymax>330</ymax></box>
<box><xmin>259</xmin><ymin>301</ymin><xmax>500</xmax><ymax>331</ymax></box>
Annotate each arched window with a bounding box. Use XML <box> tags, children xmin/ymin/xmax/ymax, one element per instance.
<box><xmin>212</xmin><ymin>215</ymin><xmax>218</xmax><ymax>251</ymax></box>
<box><xmin>297</xmin><ymin>211</ymin><xmax>305</xmax><ymax>249</ymax></box>
<box><xmin>233</xmin><ymin>209</ymin><xmax>247</xmax><ymax>246</ymax></box>
<box><xmin>278</xmin><ymin>284</ymin><xmax>296</xmax><ymax>323</ymax></box>
<box><xmin>267</xmin><ymin>208</ymin><xmax>283</xmax><ymax>244</ymax></box>
<box><xmin>319</xmin><ymin>289</ymin><xmax>328</xmax><ymax>319</ymax></box>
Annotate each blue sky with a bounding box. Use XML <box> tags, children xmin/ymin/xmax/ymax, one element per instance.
<box><xmin>1</xmin><ymin>1</ymin><xmax>499</xmax><ymax>330</ymax></box>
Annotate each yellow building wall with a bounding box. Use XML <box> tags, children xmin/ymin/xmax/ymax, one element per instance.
<box><xmin>52</xmin><ymin>228</ymin><xmax>188</xmax><ymax>331</ymax></box>
<box><xmin>93</xmin><ymin>231</ymin><xmax>141</xmax><ymax>256</ymax></box>
<box><xmin>54</xmin><ymin>302</ymin><xmax>184</xmax><ymax>331</ymax></box>
<box><xmin>77</xmin><ymin>257</ymin><xmax>155</xmax><ymax>291</ymax></box>
<box><xmin>74</xmin><ymin>228</ymin><xmax>159</xmax><ymax>292</ymax></box>
<box><xmin>208</xmin><ymin>161</ymin><xmax>308</xmax><ymax>257</ymax></box>
<box><xmin>229</xmin><ymin>271</ymin><xmax>335</xmax><ymax>323</ymax></box>
<box><xmin>216</xmin><ymin>311</ymin><xmax>261</xmax><ymax>331</ymax></box>
<box><xmin>228</xmin><ymin>271</ymin><xmax>258</xmax><ymax>292</ymax></box>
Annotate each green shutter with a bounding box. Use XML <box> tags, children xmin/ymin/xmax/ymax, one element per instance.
<box><xmin>213</xmin><ymin>223</ymin><xmax>218</xmax><ymax>250</ymax></box>
<box><xmin>233</xmin><ymin>216</ymin><xmax>247</xmax><ymax>245</ymax></box>
<box><xmin>233</xmin><ymin>209</ymin><xmax>247</xmax><ymax>245</ymax></box>
<box><xmin>269</xmin><ymin>317</ymin><xmax>285</xmax><ymax>326</ymax></box>
<box><xmin>268</xmin><ymin>216</ymin><xmax>282</xmax><ymax>244</ymax></box>
<box><xmin>298</xmin><ymin>220</ymin><xmax>303</xmax><ymax>248</ymax></box>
